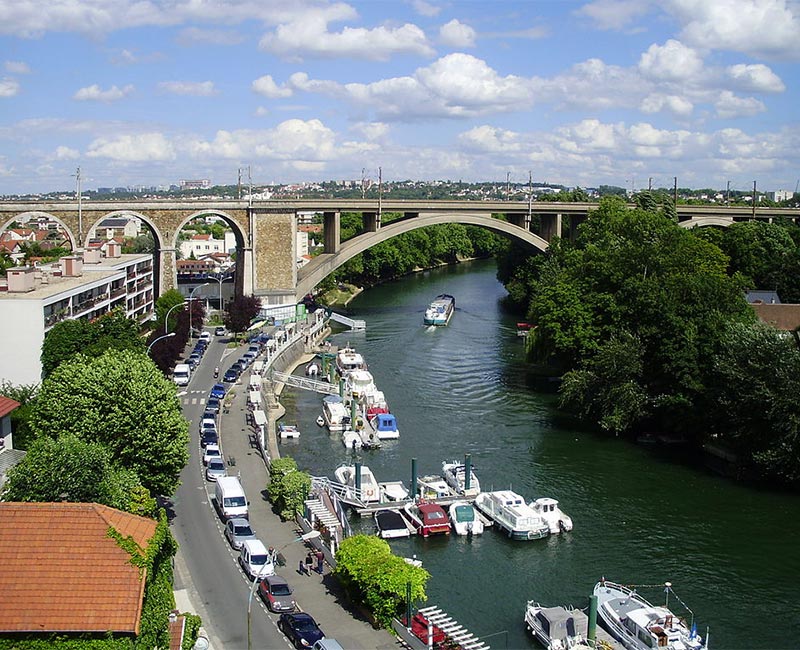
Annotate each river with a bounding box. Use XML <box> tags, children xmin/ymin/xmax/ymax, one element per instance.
<box><xmin>282</xmin><ymin>259</ymin><xmax>800</xmax><ymax>650</ymax></box>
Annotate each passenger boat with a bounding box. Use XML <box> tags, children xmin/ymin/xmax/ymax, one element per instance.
<box><xmin>524</xmin><ymin>602</ymin><xmax>590</xmax><ymax>650</ymax></box>
<box><xmin>322</xmin><ymin>395</ymin><xmax>350</xmax><ymax>433</ymax></box>
<box><xmin>333</xmin><ymin>464</ymin><xmax>380</xmax><ymax>503</ymax></box>
<box><xmin>374</xmin><ymin>509</ymin><xmax>413</xmax><ymax>539</ymax></box>
<box><xmin>448</xmin><ymin>501</ymin><xmax>484</xmax><ymax>536</ymax></box>
<box><xmin>403</xmin><ymin>501</ymin><xmax>451</xmax><ymax>537</ymax></box>
<box><xmin>423</xmin><ymin>294</ymin><xmax>455</xmax><ymax>326</ymax></box>
<box><xmin>529</xmin><ymin>497</ymin><xmax>573</xmax><ymax>534</ymax></box>
<box><xmin>441</xmin><ymin>460</ymin><xmax>480</xmax><ymax>497</ymax></box>
<box><xmin>473</xmin><ymin>490</ymin><xmax>550</xmax><ymax>540</ymax></box>
<box><xmin>593</xmin><ymin>579</ymin><xmax>706</xmax><ymax>650</ymax></box>
<box><xmin>335</xmin><ymin>346</ymin><xmax>366</xmax><ymax>376</ymax></box>
<box><xmin>277</xmin><ymin>423</ymin><xmax>300</xmax><ymax>439</ymax></box>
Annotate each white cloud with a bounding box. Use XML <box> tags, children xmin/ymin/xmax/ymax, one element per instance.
<box><xmin>640</xmin><ymin>93</ymin><xmax>694</xmax><ymax>117</ymax></box>
<box><xmin>73</xmin><ymin>84</ymin><xmax>134</xmax><ymax>102</ymax></box>
<box><xmin>157</xmin><ymin>80</ymin><xmax>217</xmax><ymax>96</ymax></box>
<box><xmin>558</xmin><ymin>119</ymin><xmax>619</xmax><ymax>151</ymax></box>
<box><xmin>350</xmin><ymin>122</ymin><xmax>389</xmax><ymax>140</ymax></box>
<box><xmin>87</xmin><ymin>133</ymin><xmax>176</xmax><ymax>161</ymax></box>
<box><xmin>54</xmin><ymin>146</ymin><xmax>79</xmax><ymax>160</ymax></box>
<box><xmin>575</xmin><ymin>0</ymin><xmax>652</xmax><ymax>30</ymax></box>
<box><xmin>4</xmin><ymin>61</ymin><xmax>30</xmax><ymax>74</ymax></box>
<box><xmin>638</xmin><ymin>40</ymin><xmax>704</xmax><ymax>82</ymax></box>
<box><xmin>714</xmin><ymin>90</ymin><xmax>766</xmax><ymax>118</ymax></box>
<box><xmin>439</xmin><ymin>19</ymin><xmax>476</xmax><ymax>48</ymax></box>
<box><xmin>255</xmin><ymin>106</ymin><xmax>269</xmax><ymax>117</ymax></box>
<box><xmin>458</xmin><ymin>125</ymin><xmax>522</xmax><ymax>153</ymax></box>
<box><xmin>176</xmin><ymin>27</ymin><xmax>246</xmax><ymax>46</ymax></box>
<box><xmin>0</xmin><ymin>77</ymin><xmax>20</xmax><ymax>97</ymax></box>
<box><xmin>411</xmin><ymin>0</ymin><xmax>441</xmax><ymax>17</ymax></box>
<box><xmin>725</xmin><ymin>63</ymin><xmax>785</xmax><ymax>93</ymax></box>
<box><xmin>252</xmin><ymin>75</ymin><xmax>293</xmax><ymax>98</ymax></box>
<box><xmin>668</xmin><ymin>0</ymin><xmax>800</xmax><ymax>60</ymax></box>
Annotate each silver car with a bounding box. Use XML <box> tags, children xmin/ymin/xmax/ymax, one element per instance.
<box><xmin>205</xmin><ymin>458</ymin><xmax>226</xmax><ymax>482</ymax></box>
<box><xmin>224</xmin><ymin>517</ymin><xmax>256</xmax><ymax>550</ymax></box>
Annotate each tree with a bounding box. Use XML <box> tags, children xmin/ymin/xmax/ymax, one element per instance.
<box><xmin>155</xmin><ymin>289</ymin><xmax>186</xmax><ymax>334</ymax></box>
<box><xmin>224</xmin><ymin>294</ymin><xmax>261</xmax><ymax>334</ymax></box>
<box><xmin>29</xmin><ymin>349</ymin><xmax>189</xmax><ymax>495</ymax></box>
<box><xmin>0</xmin><ymin>381</ymin><xmax>39</xmax><ymax>450</ymax></box>
<box><xmin>2</xmin><ymin>434</ymin><xmax>156</xmax><ymax>516</ymax></box>
<box><xmin>266</xmin><ymin>457</ymin><xmax>311</xmax><ymax>520</ymax></box>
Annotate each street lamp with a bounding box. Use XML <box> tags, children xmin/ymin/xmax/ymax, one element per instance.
<box><xmin>189</xmin><ymin>283</ymin><xmax>209</xmax><ymax>337</ymax></box>
<box><xmin>212</xmin><ymin>272</ymin><xmax>229</xmax><ymax>311</ymax></box>
<box><xmin>164</xmin><ymin>301</ymin><xmax>186</xmax><ymax>335</ymax></box>
<box><xmin>247</xmin><ymin>530</ymin><xmax>321</xmax><ymax>650</ymax></box>
<box><xmin>147</xmin><ymin>332</ymin><xmax>175</xmax><ymax>355</ymax></box>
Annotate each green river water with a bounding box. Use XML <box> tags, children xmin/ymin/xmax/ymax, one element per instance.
<box><xmin>283</xmin><ymin>259</ymin><xmax>800</xmax><ymax>650</ymax></box>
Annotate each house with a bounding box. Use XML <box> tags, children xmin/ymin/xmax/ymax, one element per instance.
<box><xmin>0</xmin><ymin>396</ymin><xmax>24</xmax><ymax>487</ymax></box>
<box><xmin>745</xmin><ymin>290</ymin><xmax>800</xmax><ymax>331</ymax></box>
<box><xmin>179</xmin><ymin>233</ymin><xmax>226</xmax><ymax>259</ymax></box>
<box><xmin>0</xmin><ymin>502</ymin><xmax>158</xmax><ymax>641</ymax></box>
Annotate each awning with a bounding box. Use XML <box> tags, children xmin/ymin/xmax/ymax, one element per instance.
<box><xmin>253</xmin><ymin>409</ymin><xmax>267</xmax><ymax>426</ymax></box>
<box><xmin>247</xmin><ymin>319</ymin><xmax>267</xmax><ymax>331</ymax></box>
<box><xmin>249</xmin><ymin>376</ymin><xmax>261</xmax><ymax>389</ymax></box>
<box><xmin>248</xmin><ymin>391</ymin><xmax>262</xmax><ymax>404</ymax></box>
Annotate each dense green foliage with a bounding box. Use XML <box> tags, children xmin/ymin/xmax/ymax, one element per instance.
<box><xmin>266</xmin><ymin>457</ymin><xmax>311</xmax><ymax>520</ymax></box>
<box><xmin>29</xmin><ymin>349</ymin><xmax>189</xmax><ymax>495</ymax></box>
<box><xmin>2</xmin><ymin>434</ymin><xmax>155</xmax><ymax>516</ymax></box>
<box><xmin>334</xmin><ymin>535</ymin><xmax>429</xmax><ymax>629</ymax></box>
<box><xmin>41</xmin><ymin>309</ymin><xmax>145</xmax><ymax>378</ymax></box>
<box><xmin>224</xmin><ymin>294</ymin><xmax>261</xmax><ymax>334</ymax></box>
<box><xmin>147</xmin><ymin>290</ymin><xmax>194</xmax><ymax>374</ymax></box>
<box><xmin>0</xmin><ymin>381</ymin><xmax>38</xmax><ymax>449</ymax></box>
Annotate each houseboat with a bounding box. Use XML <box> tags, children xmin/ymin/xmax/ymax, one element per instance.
<box><xmin>322</xmin><ymin>395</ymin><xmax>350</xmax><ymax>433</ymax></box>
<box><xmin>474</xmin><ymin>490</ymin><xmax>550</xmax><ymax>540</ymax></box>
<box><xmin>423</xmin><ymin>294</ymin><xmax>455</xmax><ymax>326</ymax></box>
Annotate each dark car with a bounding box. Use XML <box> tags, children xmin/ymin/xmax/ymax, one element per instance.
<box><xmin>200</xmin><ymin>429</ymin><xmax>218</xmax><ymax>448</ymax></box>
<box><xmin>202</xmin><ymin>409</ymin><xmax>217</xmax><ymax>422</ymax></box>
<box><xmin>187</xmin><ymin>354</ymin><xmax>201</xmax><ymax>369</ymax></box>
<box><xmin>209</xmin><ymin>383</ymin><xmax>226</xmax><ymax>400</ymax></box>
<box><xmin>278</xmin><ymin>612</ymin><xmax>324</xmax><ymax>649</ymax></box>
<box><xmin>223</xmin><ymin>368</ymin><xmax>238</xmax><ymax>383</ymax></box>
<box><xmin>205</xmin><ymin>397</ymin><xmax>220</xmax><ymax>414</ymax></box>
<box><xmin>258</xmin><ymin>575</ymin><xmax>296</xmax><ymax>613</ymax></box>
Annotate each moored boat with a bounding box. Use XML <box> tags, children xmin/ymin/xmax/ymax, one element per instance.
<box><xmin>448</xmin><ymin>501</ymin><xmax>484</xmax><ymax>536</ymax></box>
<box><xmin>322</xmin><ymin>395</ymin><xmax>350</xmax><ymax>433</ymax></box>
<box><xmin>423</xmin><ymin>294</ymin><xmax>455</xmax><ymax>326</ymax></box>
<box><xmin>473</xmin><ymin>490</ymin><xmax>550</xmax><ymax>540</ymax></box>
<box><xmin>593</xmin><ymin>579</ymin><xmax>706</xmax><ymax>650</ymax></box>
<box><xmin>403</xmin><ymin>501</ymin><xmax>451</xmax><ymax>537</ymax></box>
<box><xmin>277</xmin><ymin>423</ymin><xmax>300</xmax><ymax>439</ymax></box>
<box><xmin>378</xmin><ymin>481</ymin><xmax>410</xmax><ymax>502</ymax></box>
<box><xmin>529</xmin><ymin>497</ymin><xmax>573</xmax><ymax>534</ymax></box>
<box><xmin>417</xmin><ymin>475</ymin><xmax>453</xmax><ymax>500</ymax></box>
<box><xmin>441</xmin><ymin>460</ymin><xmax>480</xmax><ymax>497</ymax></box>
<box><xmin>524</xmin><ymin>601</ymin><xmax>590</xmax><ymax>650</ymax></box>
<box><xmin>371</xmin><ymin>412</ymin><xmax>400</xmax><ymax>440</ymax></box>
<box><xmin>333</xmin><ymin>464</ymin><xmax>380</xmax><ymax>503</ymax></box>
<box><xmin>335</xmin><ymin>346</ymin><xmax>366</xmax><ymax>376</ymax></box>
<box><xmin>374</xmin><ymin>509</ymin><xmax>413</xmax><ymax>539</ymax></box>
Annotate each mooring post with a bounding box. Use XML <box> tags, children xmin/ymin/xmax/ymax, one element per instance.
<box><xmin>464</xmin><ymin>453</ymin><xmax>472</xmax><ymax>493</ymax></box>
<box><xmin>588</xmin><ymin>594</ymin><xmax>598</xmax><ymax>643</ymax></box>
<box><xmin>411</xmin><ymin>457</ymin><xmax>418</xmax><ymax>502</ymax></box>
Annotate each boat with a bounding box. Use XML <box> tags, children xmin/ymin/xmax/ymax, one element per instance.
<box><xmin>277</xmin><ymin>423</ymin><xmax>300</xmax><ymax>439</ymax></box>
<box><xmin>517</xmin><ymin>322</ymin><xmax>533</xmax><ymax>337</ymax></box>
<box><xmin>341</xmin><ymin>429</ymin><xmax>363</xmax><ymax>450</ymax></box>
<box><xmin>371</xmin><ymin>412</ymin><xmax>400</xmax><ymax>440</ymax></box>
<box><xmin>403</xmin><ymin>501</ymin><xmax>451</xmax><ymax>537</ymax></box>
<box><xmin>374</xmin><ymin>509</ymin><xmax>413</xmax><ymax>539</ymax></box>
<box><xmin>441</xmin><ymin>460</ymin><xmax>480</xmax><ymax>497</ymax></box>
<box><xmin>379</xmin><ymin>481</ymin><xmax>410</xmax><ymax>502</ymax></box>
<box><xmin>593</xmin><ymin>579</ymin><xmax>706</xmax><ymax>650</ymax></box>
<box><xmin>423</xmin><ymin>294</ymin><xmax>455</xmax><ymax>326</ymax></box>
<box><xmin>448</xmin><ymin>501</ymin><xmax>484</xmax><ymax>536</ymax></box>
<box><xmin>322</xmin><ymin>395</ymin><xmax>350</xmax><ymax>433</ymax></box>
<box><xmin>333</xmin><ymin>464</ymin><xmax>380</xmax><ymax>503</ymax></box>
<box><xmin>305</xmin><ymin>361</ymin><xmax>320</xmax><ymax>377</ymax></box>
<box><xmin>524</xmin><ymin>602</ymin><xmax>590</xmax><ymax>650</ymax></box>
<box><xmin>529</xmin><ymin>497</ymin><xmax>573</xmax><ymax>534</ymax></box>
<box><xmin>417</xmin><ymin>475</ymin><xmax>453</xmax><ymax>500</ymax></box>
<box><xmin>473</xmin><ymin>490</ymin><xmax>550</xmax><ymax>540</ymax></box>
<box><xmin>345</xmin><ymin>369</ymin><xmax>376</xmax><ymax>398</ymax></box>
<box><xmin>315</xmin><ymin>415</ymin><xmax>324</xmax><ymax>427</ymax></box>
<box><xmin>335</xmin><ymin>346</ymin><xmax>366</xmax><ymax>376</ymax></box>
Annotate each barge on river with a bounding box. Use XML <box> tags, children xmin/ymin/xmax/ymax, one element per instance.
<box><xmin>424</xmin><ymin>294</ymin><xmax>455</xmax><ymax>326</ymax></box>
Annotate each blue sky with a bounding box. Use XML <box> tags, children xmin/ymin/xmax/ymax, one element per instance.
<box><xmin>0</xmin><ymin>0</ymin><xmax>798</xmax><ymax>194</ymax></box>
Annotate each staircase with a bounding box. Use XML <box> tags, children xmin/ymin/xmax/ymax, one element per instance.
<box><xmin>270</xmin><ymin>370</ymin><xmax>339</xmax><ymax>395</ymax></box>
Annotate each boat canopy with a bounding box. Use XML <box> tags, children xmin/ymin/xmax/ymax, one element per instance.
<box><xmin>536</xmin><ymin>607</ymin><xmax>589</xmax><ymax>642</ymax></box>
<box><xmin>375</xmin><ymin>413</ymin><xmax>397</xmax><ymax>431</ymax></box>
<box><xmin>323</xmin><ymin>394</ymin><xmax>343</xmax><ymax>404</ymax></box>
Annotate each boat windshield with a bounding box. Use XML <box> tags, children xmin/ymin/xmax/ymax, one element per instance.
<box><xmin>454</xmin><ymin>505</ymin><xmax>475</xmax><ymax>523</ymax></box>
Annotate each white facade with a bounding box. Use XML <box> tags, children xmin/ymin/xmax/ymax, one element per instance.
<box><xmin>766</xmin><ymin>190</ymin><xmax>793</xmax><ymax>202</ymax></box>
<box><xmin>180</xmin><ymin>235</ymin><xmax>225</xmax><ymax>259</ymax></box>
<box><xmin>0</xmin><ymin>253</ymin><xmax>154</xmax><ymax>387</ymax></box>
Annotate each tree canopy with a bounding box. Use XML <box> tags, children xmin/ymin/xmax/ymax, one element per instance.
<box><xmin>29</xmin><ymin>348</ymin><xmax>188</xmax><ymax>495</ymax></box>
<box><xmin>224</xmin><ymin>294</ymin><xmax>261</xmax><ymax>333</ymax></box>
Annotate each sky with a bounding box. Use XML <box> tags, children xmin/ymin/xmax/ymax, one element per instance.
<box><xmin>0</xmin><ymin>0</ymin><xmax>798</xmax><ymax>195</ymax></box>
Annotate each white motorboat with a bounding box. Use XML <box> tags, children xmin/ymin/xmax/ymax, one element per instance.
<box><xmin>277</xmin><ymin>423</ymin><xmax>300</xmax><ymax>439</ymax></box>
<box><xmin>333</xmin><ymin>464</ymin><xmax>380</xmax><ymax>503</ymax></box>
<box><xmin>322</xmin><ymin>395</ymin><xmax>350</xmax><ymax>433</ymax></box>
<box><xmin>529</xmin><ymin>497</ymin><xmax>573</xmax><ymax>534</ymax></box>
<box><xmin>305</xmin><ymin>361</ymin><xmax>320</xmax><ymax>377</ymax></box>
<box><xmin>378</xmin><ymin>481</ymin><xmax>410</xmax><ymax>502</ymax></box>
<box><xmin>341</xmin><ymin>429</ymin><xmax>363</xmax><ymax>450</ymax></box>
<box><xmin>441</xmin><ymin>460</ymin><xmax>480</xmax><ymax>497</ymax></box>
<box><xmin>316</xmin><ymin>415</ymin><xmax>324</xmax><ymax>427</ymax></box>
<box><xmin>524</xmin><ymin>602</ymin><xmax>590</xmax><ymax>650</ymax></box>
<box><xmin>448</xmin><ymin>501</ymin><xmax>484</xmax><ymax>536</ymax></box>
<box><xmin>423</xmin><ymin>294</ymin><xmax>455</xmax><ymax>326</ymax></box>
<box><xmin>417</xmin><ymin>475</ymin><xmax>453</xmax><ymax>500</ymax></box>
<box><xmin>345</xmin><ymin>369</ymin><xmax>376</xmax><ymax>398</ymax></box>
<box><xmin>473</xmin><ymin>490</ymin><xmax>550</xmax><ymax>540</ymax></box>
<box><xmin>374</xmin><ymin>509</ymin><xmax>413</xmax><ymax>539</ymax></box>
<box><xmin>371</xmin><ymin>412</ymin><xmax>399</xmax><ymax>440</ymax></box>
<box><xmin>593</xmin><ymin>580</ymin><xmax>706</xmax><ymax>650</ymax></box>
<box><xmin>335</xmin><ymin>346</ymin><xmax>366</xmax><ymax>376</ymax></box>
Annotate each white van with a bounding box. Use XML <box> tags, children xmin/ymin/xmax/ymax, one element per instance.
<box><xmin>173</xmin><ymin>363</ymin><xmax>191</xmax><ymax>386</ymax></box>
<box><xmin>312</xmin><ymin>640</ymin><xmax>345</xmax><ymax>650</ymax></box>
<box><xmin>215</xmin><ymin>476</ymin><xmax>248</xmax><ymax>520</ymax></box>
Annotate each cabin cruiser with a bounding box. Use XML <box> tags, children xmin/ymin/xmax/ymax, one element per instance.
<box><xmin>441</xmin><ymin>460</ymin><xmax>480</xmax><ymax>497</ymax></box>
<box><xmin>524</xmin><ymin>602</ymin><xmax>590</xmax><ymax>650</ymax></box>
<box><xmin>335</xmin><ymin>346</ymin><xmax>366</xmax><ymax>376</ymax></box>
<box><xmin>593</xmin><ymin>579</ymin><xmax>706</xmax><ymax>650</ymax></box>
<box><xmin>417</xmin><ymin>475</ymin><xmax>453</xmax><ymax>500</ymax></box>
<box><xmin>369</xmin><ymin>412</ymin><xmax>399</xmax><ymax>440</ymax></box>
<box><xmin>403</xmin><ymin>501</ymin><xmax>451</xmax><ymax>537</ymax></box>
<box><xmin>374</xmin><ymin>509</ymin><xmax>413</xmax><ymax>539</ymax></box>
<box><xmin>529</xmin><ymin>497</ymin><xmax>573</xmax><ymax>534</ymax></box>
<box><xmin>474</xmin><ymin>490</ymin><xmax>550</xmax><ymax>540</ymax></box>
<box><xmin>345</xmin><ymin>369</ymin><xmax>376</xmax><ymax>399</ymax></box>
<box><xmin>448</xmin><ymin>501</ymin><xmax>484</xmax><ymax>536</ymax></box>
<box><xmin>333</xmin><ymin>464</ymin><xmax>380</xmax><ymax>503</ymax></box>
<box><xmin>322</xmin><ymin>395</ymin><xmax>350</xmax><ymax>433</ymax></box>
<box><xmin>423</xmin><ymin>294</ymin><xmax>455</xmax><ymax>326</ymax></box>
<box><xmin>379</xmin><ymin>481</ymin><xmax>410</xmax><ymax>502</ymax></box>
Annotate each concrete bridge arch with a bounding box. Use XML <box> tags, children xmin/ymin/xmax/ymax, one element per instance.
<box><xmin>296</xmin><ymin>212</ymin><xmax>548</xmax><ymax>298</ymax></box>
<box><xmin>1</xmin><ymin>211</ymin><xmax>80</xmax><ymax>252</ymax></box>
<box><xmin>679</xmin><ymin>216</ymin><xmax>735</xmax><ymax>229</ymax></box>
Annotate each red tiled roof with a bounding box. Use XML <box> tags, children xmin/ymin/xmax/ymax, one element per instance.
<box><xmin>0</xmin><ymin>395</ymin><xmax>21</xmax><ymax>418</ymax></box>
<box><xmin>0</xmin><ymin>502</ymin><xmax>157</xmax><ymax>634</ymax></box>
<box><xmin>191</xmin><ymin>234</ymin><xmax>212</xmax><ymax>240</ymax></box>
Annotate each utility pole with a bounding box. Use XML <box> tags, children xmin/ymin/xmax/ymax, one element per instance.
<box><xmin>752</xmin><ymin>180</ymin><xmax>757</xmax><ymax>219</ymax></box>
<box><xmin>648</xmin><ymin>177</ymin><xmax>653</xmax><ymax>192</ymax></box>
<box><xmin>74</xmin><ymin>167</ymin><xmax>83</xmax><ymax>249</ymax></box>
<box><xmin>361</xmin><ymin>167</ymin><xmax>366</xmax><ymax>199</ymax></box>
<box><xmin>237</xmin><ymin>168</ymin><xmax>242</xmax><ymax>200</ymax></box>
<box><xmin>726</xmin><ymin>180</ymin><xmax>731</xmax><ymax>207</ymax></box>
<box><xmin>527</xmin><ymin>171</ymin><xmax>533</xmax><ymax>221</ymax></box>
<box><xmin>377</xmin><ymin>166</ymin><xmax>382</xmax><ymax>221</ymax></box>
<box><xmin>506</xmin><ymin>172</ymin><xmax>511</xmax><ymax>199</ymax></box>
<box><xmin>673</xmin><ymin>177</ymin><xmax>678</xmax><ymax>209</ymax></box>
<box><xmin>248</xmin><ymin>165</ymin><xmax>253</xmax><ymax>208</ymax></box>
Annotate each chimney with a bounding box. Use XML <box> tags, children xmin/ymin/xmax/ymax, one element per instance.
<box><xmin>83</xmin><ymin>248</ymin><xmax>101</xmax><ymax>264</ymax></box>
<box><xmin>7</xmin><ymin>266</ymin><xmax>37</xmax><ymax>293</ymax></box>
<box><xmin>60</xmin><ymin>256</ymin><xmax>83</xmax><ymax>277</ymax></box>
<box><xmin>106</xmin><ymin>241</ymin><xmax>121</xmax><ymax>258</ymax></box>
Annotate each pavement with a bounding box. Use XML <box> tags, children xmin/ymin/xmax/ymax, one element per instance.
<box><xmin>173</xmin><ymin>324</ymin><xmax>401</xmax><ymax>650</ymax></box>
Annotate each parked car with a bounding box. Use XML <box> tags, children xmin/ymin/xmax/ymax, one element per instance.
<box><xmin>205</xmin><ymin>457</ymin><xmax>226</xmax><ymax>482</ymax></box>
<box><xmin>205</xmin><ymin>397</ymin><xmax>220</xmax><ymax>414</ymax></box>
<box><xmin>199</xmin><ymin>331</ymin><xmax>212</xmax><ymax>343</ymax></box>
<box><xmin>242</xmin><ymin>351</ymin><xmax>257</xmax><ymax>364</ymax></box>
<box><xmin>248</xmin><ymin>344</ymin><xmax>261</xmax><ymax>355</ymax></box>
<box><xmin>209</xmin><ymin>383</ymin><xmax>226</xmax><ymax>400</ymax></box>
<box><xmin>214</xmin><ymin>326</ymin><xmax>226</xmax><ymax>336</ymax></box>
<box><xmin>278</xmin><ymin>612</ymin><xmax>325</xmax><ymax>649</ymax></box>
<box><xmin>231</xmin><ymin>361</ymin><xmax>245</xmax><ymax>374</ymax></box>
<box><xmin>202</xmin><ymin>409</ymin><xmax>217</xmax><ymax>422</ymax></box>
<box><xmin>224</xmin><ymin>518</ymin><xmax>256</xmax><ymax>550</ymax></box>
<box><xmin>192</xmin><ymin>343</ymin><xmax>205</xmax><ymax>356</ymax></box>
<box><xmin>203</xmin><ymin>443</ymin><xmax>221</xmax><ymax>466</ymax></box>
<box><xmin>187</xmin><ymin>354</ymin><xmax>201</xmax><ymax>369</ymax></box>
<box><xmin>199</xmin><ymin>419</ymin><xmax>217</xmax><ymax>435</ymax></box>
<box><xmin>223</xmin><ymin>369</ymin><xmax>238</xmax><ymax>383</ymax></box>
<box><xmin>200</xmin><ymin>429</ymin><xmax>219</xmax><ymax>448</ymax></box>
<box><xmin>238</xmin><ymin>539</ymin><xmax>275</xmax><ymax>580</ymax></box>
<box><xmin>258</xmin><ymin>575</ymin><xmax>296</xmax><ymax>613</ymax></box>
